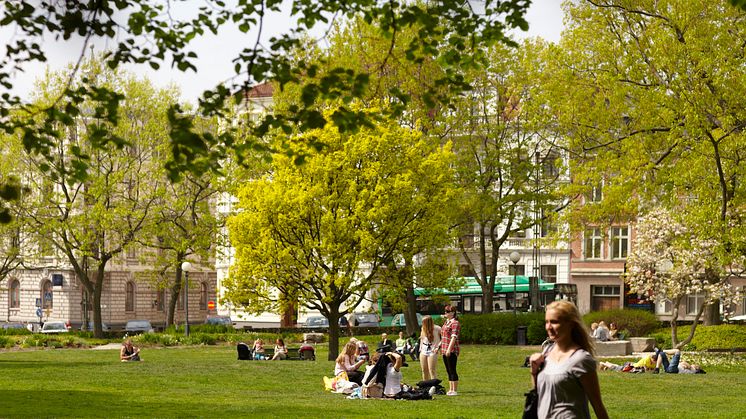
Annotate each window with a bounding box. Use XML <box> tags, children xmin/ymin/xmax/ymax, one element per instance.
<box><xmin>42</xmin><ymin>280</ymin><xmax>53</xmax><ymax>309</ymax></box>
<box><xmin>200</xmin><ymin>282</ymin><xmax>208</xmax><ymax>310</ymax></box>
<box><xmin>657</xmin><ymin>299</ymin><xmax>673</xmax><ymax>315</ymax></box>
<box><xmin>587</xmin><ymin>182</ymin><xmax>603</xmax><ymax>203</ymax></box>
<box><xmin>125</xmin><ymin>282</ymin><xmax>135</xmax><ymax>312</ymax></box>
<box><xmin>591</xmin><ymin>285</ymin><xmax>620</xmax><ymax>311</ymax></box>
<box><xmin>10</xmin><ymin>279</ymin><xmax>20</xmax><ymax>308</ymax></box>
<box><xmin>611</xmin><ymin>226</ymin><xmax>629</xmax><ymax>259</ymax></box>
<box><xmin>540</xmin><ymin>208</ymin><xmax>558</xmax><ymax>237</ymax></box>
<box><xmin>508</xmin><ymin>265</ymin><xmax>525</xmax><ymax>276</ymax></box>
<box><xmin>687</xmin><ymin>293</ymin><xmax>706</xmax><ymax>315</ymax></box>
<box><xmin>584</xmin><ymin>228</ymin><xmax>602</xmax><ymax>259</ymax></box>
<box><xmin>541</xmin><ymin>150</ymin><xmax>561</xmax><ymax>179</ymax></box>
<box><xmin>459</xmin><ymin>264</ymin><xmax>477</xmax><ymax>277</ymax></box>
<box><xmin>540</xmin><ymin>265</ymin><xmax>557</xmax><ymax>283</ymax></box>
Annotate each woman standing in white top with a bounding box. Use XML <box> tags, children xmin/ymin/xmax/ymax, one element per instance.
<box><xmin>419</xmin><ymin>315</ymin><xmax>442</xmax><ymax>381</ymax></box>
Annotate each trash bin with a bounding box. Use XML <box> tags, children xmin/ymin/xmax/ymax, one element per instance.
<box><xmin>516</xmin><ymin>326</ymin><xmax>528</xmax><ymax>346</ymax></box>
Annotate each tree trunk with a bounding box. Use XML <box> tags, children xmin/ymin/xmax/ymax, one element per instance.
<box><xmin>328</xmin><ymin>309</ymin><xmax>341</xmax><ymax>361</ymax></box>
<box><xmin>482</xmin><ymin>285</ymin><xmax>495</xmax><ymax>315</ymax></box>
<box><xmin>702</xmin><ymin>300</ymin><xmax>721</xmax><ymax>326</ymax></box>
<box><xmin>168</xmin><ymin>268</ymin><xmax>182</xmax><ymax>327</ymax></box>
<box><xmin>404</xmin><ymin>283</ymin><xmax>418</xmax><ymax>336</ymax></box>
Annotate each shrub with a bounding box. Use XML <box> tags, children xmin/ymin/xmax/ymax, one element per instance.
<box><xmin>188</xmin><ymin>333</ymin><xmax>216</xmax><ymax>345</ymax></box>
<box><xmin>583</xmin><ymin>308</ymin><xmax>660</xmax><ymax>337</ymax></box>
<box><xmin>459</xmin><ymin>312</ymin><xmax>546</xmax><ymax>345</ymax></box>
<box><xmin>650</xmin><ymin>324</ymin><xmax>746</xmax><ymax>351</ymax></box>
<box><xmin>0</xmin><ymin>328</ymin><xmax>31</xmax><ymax>336</ymax></box>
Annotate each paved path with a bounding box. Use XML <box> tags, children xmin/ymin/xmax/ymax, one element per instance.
<box><xmin>90</xmin><ymin>343</ymin><xmax>121</xmax><ymax>350</ymax></box>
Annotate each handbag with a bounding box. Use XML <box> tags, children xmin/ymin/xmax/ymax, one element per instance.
<box><xmin>523</xmin><ymin>388</ymin><xmax>539</xmax><ymax>419</ymax></box>
<box><xmin>522</xmin><ymin>342</ymin><xmax>553</xmax><ymax>419</ymax></box>
<box><xmin>362</xmin><ymin>382</ymin><xmax>383</xmax><ymax>398</ymax></box>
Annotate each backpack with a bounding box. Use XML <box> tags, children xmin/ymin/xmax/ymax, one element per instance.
<box><xmin>395</xmin><ymin>388</ymin><xmax>432</xmax><ymax>401</ymax></box>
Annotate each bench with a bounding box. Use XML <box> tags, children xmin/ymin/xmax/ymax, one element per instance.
<box><xmin>595</xmin><ymin>340</ymin><xmax>631</xmax><ymax>356</ymax></box>
<box><xmin>242</xmin><ymin>345</ymin><xmax>315</xmax><ymax>361</ymax></box>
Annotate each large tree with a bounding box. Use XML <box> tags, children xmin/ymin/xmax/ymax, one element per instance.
<box><xmin>15</xmin><ymin>59</ymin><xmax>176</xmax><ymax>337</ymax></box>
<box><xmin>549</xmin><ymin>0</ymin><xmax>746</xmax><ymax>324</ymax></box>
<box><xmin>136</xmin><ymin>113</ymin><xmax>224</xmax><ymax>327</ymax></box>
<box><xmin>448</xmin><ymin>41</ymin><xmax>564</xmax><ymax>314</ymax></box>
<box><xmin>223</xmin><ymin>105</ymin><xmax>454</xmax><ymax>359</ymax></box>
<box><xmin>0</xmin><ymin>1</ymin><xmax>531</xmax><ymax>219</ymax></box>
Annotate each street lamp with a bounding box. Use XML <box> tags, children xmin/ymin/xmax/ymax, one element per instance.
<box><xmin>180</xmin><ymin>261</ymin><xmax>192</xmax><ymax>336</ymax></box>
<box><xmin>509</xmin><ymin>251</ymin><xmax>521</xmax><ymax>316</ymax></box>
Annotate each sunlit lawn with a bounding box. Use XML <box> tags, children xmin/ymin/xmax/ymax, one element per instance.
<box><xmin>0</xmin><ymin>342</ymin><xmax>744</xmax><ymax>418</ymax></box>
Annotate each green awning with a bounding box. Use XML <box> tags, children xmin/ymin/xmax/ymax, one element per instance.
<box><xmin>415</xmin><ymin>276</ymin><xmax>555</xmax><ymax>296</ymax></box>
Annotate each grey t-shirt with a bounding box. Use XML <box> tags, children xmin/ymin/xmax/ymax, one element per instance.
<box><xmin>537</xmin><ymin>348</ymin><xmax>595</xmax><ymax>419</ymax></box>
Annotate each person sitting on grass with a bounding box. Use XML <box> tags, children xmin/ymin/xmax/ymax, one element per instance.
<box><xmin>395</xmin><ymin>331</ymin><xmax>407</xmax><ymax>354</ymax></box>
<box><xmin>272</xmin><ymin>338</ymin><xmax>288</xmax><ymax>361</ymax></box>
<box><xmin>253</xmin><ymin>339</ymin><xmax>268</xmax><ymax>360</ymax></box>
<box><xmin>595</xmin><ymin>321</ymin><xmax>611</xmax><ymax>342</ymax></box>
<box><xmin>120</xmin><ymin>339</ymin><xmax>141</xmax><ymax>362</ymax></box>
<box><xmin>335</xmin><ymin>341</ymin><xmax>366</xmax><ymax>385</ymax></box>
<box><xmin>377</xmin><ymin>333</ymin><xmax>394</xmax><ymax>353</ymax></box>
<box><xmin>355</xmin><ymin>339</ymin><xmax>370</xmax><ymax>363</ymax></box>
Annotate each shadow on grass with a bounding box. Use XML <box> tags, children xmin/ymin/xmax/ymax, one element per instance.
<box><xmin>0</xmin><ymin>390</ymin><xmax>377</xmax><ymax>418</ymax></box>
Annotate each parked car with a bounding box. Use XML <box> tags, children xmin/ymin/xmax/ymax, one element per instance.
<box><xmin>303</xmin><ymin>316</ymin><xmax>329</xmax><ymax>328</ymax></box>
<box><xmin>2</xmin><ymin>322</ymin><xmax>26</xmax><ymax>330</ymax></box>
<box><xmin>351</xmin><ymin>313</ymin><xmax>380</xmax><ymax>327</ymax></box>
<box><xmin>79</xmin><ymin>321</ymin><xmax>112</xmax><ymax>332</ymax></box>
<box><xmin>41</xmin><ymin>321</ymin><xmax>71</xmax><ymax>334</ymax></box>
<box><xmin>205</xmin><ymin>316</ymin><xmax>232</xmax><ymax>326</ymax></box>
<box><xmin>125</xmin><ymin>320</ymin><xmax>154</xmax><ymax>334</ymax></box>
<box><xmin>390</xmin><ymin>313</ymin><xmax>423</xmax><ymax>327</ymax></box>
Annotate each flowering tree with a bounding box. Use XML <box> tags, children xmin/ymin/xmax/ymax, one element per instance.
<box><xmin>625</xmin><ymin>208</ymin><xmax>740</xmax><ymax>349</ymax></box>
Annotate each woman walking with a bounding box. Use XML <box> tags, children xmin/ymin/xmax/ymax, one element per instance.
<box><xmin>440</xmin><ymin>305</ymin><xmax>460</xmax><ymax>396</ymax></box>
<box><xmin>528</xmin><ymin>300</ymin><xmax>608</xmax><ymax>419</ymax></box>
<box><xmin>419</xmin><ymin>315</ymin><xmax>442</xmax><ymax>381</ymax></box>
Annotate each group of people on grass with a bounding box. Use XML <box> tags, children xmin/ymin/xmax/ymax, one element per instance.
<box><xmin>589</xmin><ymin>321</ymin><xmax>619</xmax><ymax>342</ymax></box>
<box><xmin>332</xmin><ymin>304</ymin><xmax>461</xmax><ymax>398</ymax></box>
<box><xmin>599</xmin><ymin>348</ymin><xmax>705</xmax><ymax>374</ymax></box>
<box><xmin>118</xmin><ymin>299</ymin><xmax>706</xmax><ymax>416</ymax></box>
<box><xmin>250</xmin><ymin>338</ymin><xmax>289</xmax><ymax>360</ymax></box>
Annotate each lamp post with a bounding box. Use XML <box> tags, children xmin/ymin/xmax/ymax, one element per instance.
<box><xmin>509</xmin><ymin>251</ymin><xmax>521</xmax><ymax>316</ymax></box>
<box><xmin>180</xmin><ymin>261</ymin><xmax>192</xmax><ymax>336</ymax></box>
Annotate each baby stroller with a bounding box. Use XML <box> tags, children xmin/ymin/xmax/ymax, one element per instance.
<box><xmin>298</xmin><ymin>343</ymin><xmax>316</xmax><ymax>361</ymax></box>
<box><xmin>237</xmin><ymin>342</ymin><xmax>252</xmax><ymax>360</ymax></box>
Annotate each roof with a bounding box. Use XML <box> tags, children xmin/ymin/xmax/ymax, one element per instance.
<box><xmin>244</xmin><ymin>82</ymin><xmax>274</xmax><ymax>99</ymax></box>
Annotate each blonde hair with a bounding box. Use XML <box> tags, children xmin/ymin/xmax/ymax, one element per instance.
<box><xmin>421</xmin><ymin>315</ymin><xmax>434</xmax><ymax>342</ymax></box>
<box><xmin>546</xmin><ymin>300</ymin><xmax>595</xmax><ymax>356</ymax></box>
<box><xmin>336</xmin><ymin>341</ymin><xmax>357</xmax><ymax>364</ymax></box>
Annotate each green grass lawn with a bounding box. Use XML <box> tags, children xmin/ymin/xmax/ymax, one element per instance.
<box><xmin>0</xmin><ymin>343</ymin><xmax>744</xmax><ymax>418</ymax></box>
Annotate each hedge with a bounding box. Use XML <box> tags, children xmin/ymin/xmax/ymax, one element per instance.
<box><xmin>458</xmin><ymin>312</ymin><xmax>546</xmax><ymax>345</ymax></box>
<box><xmin>650</xmin><ymin>324</ymin><xmax>746</xmax><ymax>351</ymax></box>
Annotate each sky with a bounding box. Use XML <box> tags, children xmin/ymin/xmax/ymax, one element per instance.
<box><xmin>3</xmin><ymin>0</ymin><xmax>564</xmax><ymax>105</ymax></box>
